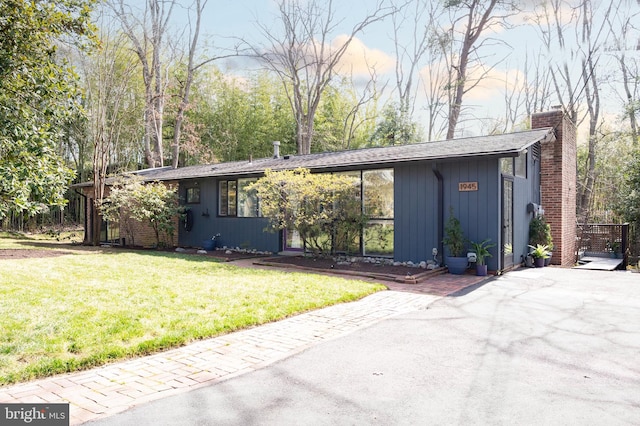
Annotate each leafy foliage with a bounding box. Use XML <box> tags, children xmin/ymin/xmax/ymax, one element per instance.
<box><xmin>187</xmin><ymin>70</ymin><xmax>296</xmax><ymax>164</ymax></box>
<box><xmin>248</xmin><ymin>168</ymin><xmax>367</xmax><ymax>256</ymax></box>
<box><xmin>470</xmin><ymin>238</ymin><xmax>495</xmax><ymax>265</ymax></box>
<box><xmin>443</xmin><ymin>207</ymin><xmax>465</xmax><ymax>257</ymax></box>
<box><xmin>528</xmin><ymin>244</ymin><xmax>551</xmax><ymax>259</ymax></box>
<box><xmin>370</xmin><ymin>103</ymin><xmax>422</xmax><ymax>146</ymax></box>
<box><xmin>528</xmin><ymin>215</ymin><xmax>553</xmax><ymax>251</ymax></box>
<box><xmin>615</xmin><ymin>149</ymin><xmax>640</xmax><ymax>253</ymax></box>
<box><xmin>0</xmin><ymin>0</ymin><xmax>96</xmax><ymax>219</ymax></box>
<box><xmin>100</xmin><ymin>178</ymin><xmax>182</xmax><ymax>247</ymax></box>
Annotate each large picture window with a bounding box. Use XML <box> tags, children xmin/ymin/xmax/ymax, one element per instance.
<box><xmin>220</xmin><ymin>169</ymin><xmax>394</xmax><ymax>256</ymax></box>
<box><xmin>363</xmin><ymin>169</ymin><xmax>394</xmax><ymax>219</ymax></box>
<box><xmin>238</xmin><ymin>178</ymin><xmax>259</xmax><ymax>217</ymax></box>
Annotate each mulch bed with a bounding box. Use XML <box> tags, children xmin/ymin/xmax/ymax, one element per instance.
<box><xmin>257</xmin><ymin>255</ymin><xmax>445</xmax><ymax>283</ymax></box>
<box><xmin>0</xmin><ymin>249</ymin><xmax>73</xmax><ymax>260</ymax></box>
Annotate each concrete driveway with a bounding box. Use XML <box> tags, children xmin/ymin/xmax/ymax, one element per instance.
<box><xmin>87</xmin><ymin>268</ymin><xmax>640</xmax><ymax>425</ymax></box>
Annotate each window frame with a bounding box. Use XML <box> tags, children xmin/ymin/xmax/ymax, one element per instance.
<box><xmin>219</xmin><ymin>178</ymin><xmax>261</xmax><ymax>218</ymax></box>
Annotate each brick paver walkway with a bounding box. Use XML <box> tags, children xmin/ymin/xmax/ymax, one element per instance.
<box><xmin>0</xmin><ymin>291</ymin><xmax>438</xmax><ymax>425</ymax></box>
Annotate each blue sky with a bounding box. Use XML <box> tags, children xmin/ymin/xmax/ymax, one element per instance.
<box><xmin>172</xmin><ymin>0</ymin><xmax>640</xmax><ymax>139</ymax></box>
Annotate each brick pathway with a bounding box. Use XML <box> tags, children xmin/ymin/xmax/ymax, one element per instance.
<box><xmin>0</xmin><ymin>291</ymin><xmax>438</xmax><ymax>425</ymax></box>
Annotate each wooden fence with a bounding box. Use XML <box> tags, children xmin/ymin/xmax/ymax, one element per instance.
<box><xmin>576</xmin><ymin>223</ymin><xmax>629</xmax><ymax>269</ymax></box>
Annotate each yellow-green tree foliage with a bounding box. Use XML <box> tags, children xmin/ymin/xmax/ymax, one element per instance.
<box><xmin>100</xmin><ymin>178</ymin><xmax>182</xmax><ymax>247</ymax></box>
<box><xmin>248</xmin><ymin>168</ymin><xmax>367</xmax><ymax>255</ymax></box>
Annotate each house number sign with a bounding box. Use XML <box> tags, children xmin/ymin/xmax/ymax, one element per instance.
<box><xmin>458</xmin><ymin>181</ymin><xmax>478</xmax><ymax>192</ymax></box>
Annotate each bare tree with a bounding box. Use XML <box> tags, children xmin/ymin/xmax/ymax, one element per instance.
<box><xmin>421</xmin><ymin>31</ymin><xmax>450</xmax><ymax>141</ymax></box>
<box><xmin>523</xmin><ymin>48</ymin><xmax>554</xmax><ymax>118</ymax></box>
<box><xmin>253</xmin><ymin>0</ymin><xmax>394</xmax><ymax>155</ymax></box>
<box><xmin>534</xmin><ymin>0</ymin><xmax>615</xmax><ymax>219</ymax></box>
<box><xmin>605</xmin><ymin>1</ymin><xmax>640</xmax><ymax>144</ymax></box>
<box><xmin>108</xmin><ymin>0</ymin><xmax>176</xmax><ymax>168</ymax></box>
<box><xmin>390</xmin><ymin>0</ymin><xmax>442</xmax><ymax>137</ymax></box>
<box><xmin>340</xmin><ymin>66</ymin><xmax>383</xmax><ymax>150</ymax></box>
<box><xmin>170</xmin><ymin>0</ymin><xmax>207</xmax><ymax>168</ymax></box>
<box><xmin>108</xmin><ymin>0</ymin><xmax>213</xmax><ymax>169</ymax></box>
<box><xmin>441</xmin><ymin>0</ymin><xmax>515</xmax><ymax>139</ymax></box>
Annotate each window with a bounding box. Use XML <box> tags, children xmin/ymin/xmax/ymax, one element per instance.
<box><xmin>218</xmin><ymin>180</ymin><xmax>236</xmax><ymax>216</ymax></box>
<box><xmin>219</xmin><ymin>178</ymin><xmax>259</xmax><ymax>217</ymax></box>
<box><xmin>185</xmin><ymin>187</ymin><xmax>200</xmax><ymax>204</ymax></box>
<box><xmin>500</xmin><ymin>157</ymin><xmax>514</xmax><ymax>175</ymax></box>
<box><xmin>238</xmin><ymin>178</ymin><xmax>259</xmax><ymax>217</ymax></box>
<box><xmin>501</xmin><ymin>151</ymin><xmax>527</xmax><ymax>178</ymax></box>
<box><xmin>362</xmin><ymin>169</ymin><xmax>394</xmax><ymax>256</ymax></box>
<box><xmin>515</xmin><ymin>151</ymin><xmax>527</xmax><ymax>178</ymax></box>
<box><xmin>363</xmin><ymin>169</ymin><xmax>394</xmax><ymax>218</ymax></box>
<box><xmin>364</xmin><ymin>221</ymin><xmax>394</xmax><ymax>256</ymax></box>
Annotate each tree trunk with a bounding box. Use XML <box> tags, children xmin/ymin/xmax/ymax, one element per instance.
<box><xmin>445</xmin><ymin>0</ymin><xmax>498</xmax><ymax>140</ymax></box>
<box><xmin>171</xmin><ymin>0</ymin><xmax>205</xmax><ymax>168</ymax></box>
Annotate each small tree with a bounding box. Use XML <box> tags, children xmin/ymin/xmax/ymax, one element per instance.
<box><xmin>443</xmin><ymin>206</ymin><xmax>465</xmax><ymax>257</ymax></box>
<box><xmin>248</xmin><ymin>168</ymin><xmax>366</xmax><ymax>256</ymax></box>
<box><xmin>101</xmin><ymin>178</ymin><xmax>182</xmax><ymax>247</ymax></box>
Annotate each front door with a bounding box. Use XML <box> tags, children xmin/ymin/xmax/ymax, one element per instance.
<box><xmin>502</xmin><ymin>178</ymin><xmax>514</xmax><ymax>269</ymax></box>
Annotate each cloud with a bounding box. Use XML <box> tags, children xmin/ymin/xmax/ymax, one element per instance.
<box><xmin>417</xmin><ymin>62</ymin><xmax>527</xmax><ymax>104</ymax></box>
<box><xmin>332</xmin><ymin>35</ymin><xmax>395</xmax><ymax>77</ymax></box>
<box><xmin>465</xmin><ymin>66</ymin><xmax>527</xmax><ymax>101</ymax></box>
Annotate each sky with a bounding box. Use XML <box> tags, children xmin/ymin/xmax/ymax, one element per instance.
<box><xmin>168</xmin><ymin>0</ymin><xmax>640</xmax><ymax>140</ymax></box>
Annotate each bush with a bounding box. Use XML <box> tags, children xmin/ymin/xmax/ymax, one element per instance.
<box><xmin>248</xmin><ymin>168</ymin><xmax>367</xmax><ymax>256</ymax></box>
<box><xmin>529</xmin><ymin>215</ymin><xmax>553</xmax><ymax>251</ymax></box>
<box><xmin>100</xmin><ymin>177</ymin><xmax>182</xmax><ymax>247</ymax></box>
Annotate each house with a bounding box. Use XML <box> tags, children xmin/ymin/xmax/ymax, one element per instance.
<box><xmin>75</xmin><ymin>108</ymin><xmax>577</xmax><ymax>272</ymax></box>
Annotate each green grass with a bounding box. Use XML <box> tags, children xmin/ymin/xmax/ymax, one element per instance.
<box><xmin>0</xmin><ymin>233</ymin><xmax>385</xmax><ymax>385</ymax></box>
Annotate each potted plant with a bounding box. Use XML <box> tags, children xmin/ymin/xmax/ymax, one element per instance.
<box><xmin>442</xmin><ymin>207</ymin><xmax>467</xmax><ymax>275</ymax></box>
<box><xmin>529</xmin><ymin>215</ymin><xmax>553</xmax><ymax>265</ymax></box>
<box><xmin>470</xmin><ymin>239</ymin><xmax>495</xmax><ymax>276</ymax></box>
<box><xmin>202</xmin><ymin>233</ymin><xmax>221</xmax><ymax>251</ymax></box>
<box><xmin>609</xmin><ymin>241</ymin><xmax>622</xmax><ymax>259</ymax></box>
<box><xmin>528</xmin><ymin>244</ymin><xmax>550</xmax><ymax>267</ymax></box>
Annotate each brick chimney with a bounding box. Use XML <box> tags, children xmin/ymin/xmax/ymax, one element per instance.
<box><xmin>531</xmin><ymin>108</ymin><xmax>577</xmax><ymax>267</ymax></box>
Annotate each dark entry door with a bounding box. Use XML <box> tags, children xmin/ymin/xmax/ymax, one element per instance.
<box><xmin>502</xmin><ymin>178</ymin><xmax>514</xmax><ymax>269</ymax></box>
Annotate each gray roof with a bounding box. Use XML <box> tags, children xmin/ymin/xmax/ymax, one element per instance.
<box><xmin>74</xmin><ymin>127</ymin><xmax>554</xmax><ymax>187</ymax></box>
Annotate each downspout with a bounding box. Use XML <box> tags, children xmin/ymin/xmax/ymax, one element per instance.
<box><xmin>432</xmin><ymin>162</ymin><xmax>444</xmax><ymax>262</ymax></box>
<box><xmin>75</xmin><ymin>189</ymin><xmax>89</xmax><ymax>245</ymax></box>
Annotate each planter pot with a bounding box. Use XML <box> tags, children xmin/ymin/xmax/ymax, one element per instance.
<box><xmin>534</xmin><ymin>257</ymin><xmax>545</xmax><ymax>268</ymax></box>
<box><xmin>202</xmin><ymin>239</ymin><xmax>215</xmax><ymax>251</ymax></box>
<box><xmin>544</xmin><ymin>252</ymin><xmax>552</xmax><ymax>266</ymax></box>
<box><xmin>475</xmin><ymin>264</ymin><xmax>488</xmax><ymax>276</ymax></box>
<box><xmin>446</xmin><ymin>256</ymin><xmax>468</xmax><ymax>275</ymax></box>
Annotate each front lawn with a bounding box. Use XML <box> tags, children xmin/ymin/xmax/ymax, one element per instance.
<box><xmin>0</xmin><ymin>234</ymin><xmax>385</xmax><ymax>385</ymax></box>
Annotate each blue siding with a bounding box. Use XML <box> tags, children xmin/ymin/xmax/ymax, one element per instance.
<box><xmin>178</xmin><ymin>179</ymin><xmax>280</xmax><ymax>253</ymax></box>
<box><xmin>395</xmin><ymin>158</ymin><xmax>513</xmax><ymax>271</ymax></box>
<box><xmin>177</xmin><ymin>151</ymin><xmax>541</xmax><ymax>272</ymax></box>
<box><xmin>394</xmin><ymin>163</ymin><xmax>439</xmax><ymax>263</ymax></box>
<box><xmin>438</xmin><ymin>159</ymin><xmax>501</xmax><ymax>271</ymax></box>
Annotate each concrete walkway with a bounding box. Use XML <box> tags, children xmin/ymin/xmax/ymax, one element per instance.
<box><xmin>0</xmin><ymin>291</ymin><xmax>439</xmax><ymax>425</ymax></box>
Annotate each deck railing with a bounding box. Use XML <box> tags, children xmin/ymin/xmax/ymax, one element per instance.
<box><xmin>576</xmin><ymin>223</ymin><xmax>629</xmax><ymax>269</ymax></box>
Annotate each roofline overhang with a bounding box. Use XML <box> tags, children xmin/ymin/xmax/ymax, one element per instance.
<box><xmin>71</xmin><ymin>128</ymin><xmax>555</xmax><ymax>188</ymax></box>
